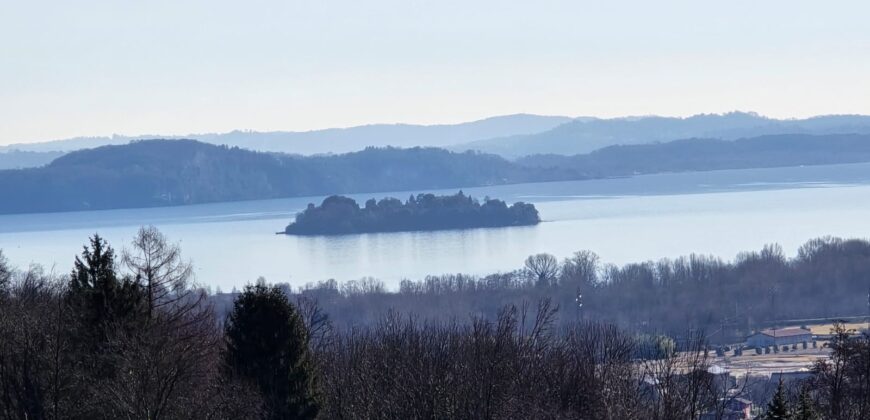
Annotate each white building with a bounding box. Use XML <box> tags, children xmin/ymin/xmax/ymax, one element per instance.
<box><xmin>745</xmin><ymin>327</ymin><xmax>812</xmax><ymax>348</ymax></box>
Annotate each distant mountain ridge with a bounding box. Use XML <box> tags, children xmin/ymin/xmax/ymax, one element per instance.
<box><xmin>7</xmin><ymin>112</ymin><xmax>870</xmax><ymax>168</ymax></box>
<box><xmin>456</xmin><ymin>112</ymin><xmax>870</xmax><ymax>157</ymax></box>
<box><xmin>0</xmin><ymin>114</ymin><xmax>573</xmax><ymax>155</ymax></box>
<box><xmin>0</xmin><ymin>150</ymin><xmax>65</xmax><ymax>170</ymax></box>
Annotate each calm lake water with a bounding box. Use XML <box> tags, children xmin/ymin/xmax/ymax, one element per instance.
<box><xmin>2</xmin><ymin>163</ymin><xmax>870</xmax><ymax>290</ymax></box>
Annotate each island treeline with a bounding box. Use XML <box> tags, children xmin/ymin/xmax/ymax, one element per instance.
<box><xmin>284</xmin><ymin>192</ymin><xmax>539</xmax><ymax>235</ymax></box>
<box><xmin>3</xmin><ymin>230</ymin><xmax>870</xmax><ymax>418</ymax></box>
<box><xmin>4</xmin><ymin>133</ymin><xmax>870</xmax><ymax>214</ymax></box>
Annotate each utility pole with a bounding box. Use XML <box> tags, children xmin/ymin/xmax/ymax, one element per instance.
<box><xmin>769</xmin><ymin>284</ymin><xmax>778</xmax><ymax>343</ymax></box>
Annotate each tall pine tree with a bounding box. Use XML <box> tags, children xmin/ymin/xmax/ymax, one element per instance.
<box><xmin>224</xmin><ymin>283</ymin><xmax>319</xmax><ymax>420</ymax></box>
<box><xmin>765</xmin><ymin>378</ymin><xmax>792</xmax><ymax>420</ymax></box>
<box><xmin>67</xmin><ymin>235</ymin><xmax>144</xmax><ymax>354</ymax></box>
<box><xmin>794</xmin><ymin>387</ymin><xmax>818</xmax><ymax>420</ymax></box>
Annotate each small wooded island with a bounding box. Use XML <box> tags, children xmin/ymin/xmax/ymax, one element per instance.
<box><xmin>284</xmin><ymin>191</ymin><xmax>539</xmax><ymax>235</ymax></box>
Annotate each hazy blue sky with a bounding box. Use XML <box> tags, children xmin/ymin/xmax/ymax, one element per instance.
<box><xmin>1</xmin><ymin>0</ymin><xmax>869</xmax><ymax>145</ymax></box>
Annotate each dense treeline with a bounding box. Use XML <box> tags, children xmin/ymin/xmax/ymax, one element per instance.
<box><xmin>0</xmin><ymin>140</ymin><xmax>573</xmax><ymax>215</ymax></box>
<box><xmin>285</xmin><ymin>192</ymin><xmax>539</xmax><ymax>235</ymax></box>
<box><xmin>270</xmin><ymin>237</ymin><xmax>870</xmax><ymax>344</ymax></box>
<box><xmin>317</xmin><ymin>306</ymin><xmax>727</xmax><ymax>419</ymax></box>
<box><xmin>3</xmin><ymin>230</ymin><xmax>870</xmax><ymax>418</ymax></box>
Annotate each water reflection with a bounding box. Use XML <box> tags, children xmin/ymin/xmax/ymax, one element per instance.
<box><xmin>2</xmin><ymin>163</ymin><xmax>870</xmax><ymax>289</ymax></box>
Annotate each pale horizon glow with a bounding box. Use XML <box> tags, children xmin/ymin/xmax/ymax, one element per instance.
<box><xmin>2</xmin><ymin>0</ymin><xmax>869</xmax><ymax>145</ymax></box>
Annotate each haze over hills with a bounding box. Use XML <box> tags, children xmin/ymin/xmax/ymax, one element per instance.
<box><xmin>456</xmin><ymin>112</ymin><xmax>870</xmax><ymax>157</ymax></box>
<box><xmin>517</xmin><ymin>133</ymin><xmax>870</xmax><ymax>177</ymax></box>
<box><xmin>0</xmin><ymin>114</ymin><xmax>573</xmax><ymax>155</ymax></box>
<box><xmin>7</xmin><ymin>112</ymin><xmax>870</xmax><ymax>170</ymax></box>
<box><xmin>4</xmin><ymin>133</ymin><xmax>870</xmax><ymax>215</ymax></box>
<box><xmin>0</xmin><ymin>150</ymin><xmax>65</xmax><ymax>170</ymax></box>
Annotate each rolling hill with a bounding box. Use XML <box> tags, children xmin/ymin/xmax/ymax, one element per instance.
<box><xmin>517</xmin><ymin>133</ymin><xmax>870</xmax><ymax>176</ymax></box>
<box><xmin>4</xmin><ymin>133</ymin><xmax>870</xmax><ymax>215</ymax></box>
<box><xmin>0</xmin><ymin>114</ymin><xmax>573</xmax><ymax>156</ymax></box>
<box><xmin>458</xmin><ymin>112</ymin><xmax>870</xmax><ymax>157</ymax></box>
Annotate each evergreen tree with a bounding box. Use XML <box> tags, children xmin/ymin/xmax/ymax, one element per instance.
<box><xmin>765</xmin><ymin>378</ymin><xmax>792</xmax><ymax>420</ymax></box>
<box><xmin>224</xmin><ymin>283</ymin><xmax>319</xmax><ymax>420</ymax></box>
<box><xmin>67</xmin><ymin>235</ymin><xmax>143</xmax><ymax>350</ymax></box>
<box><xmin>794</xmin><ymin>387</ymin><xmax>818</xmax><ymax>420</ymax></box>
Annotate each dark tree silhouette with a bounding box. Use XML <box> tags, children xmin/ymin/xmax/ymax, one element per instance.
<box><xmin>64</xmin><ymin>235</ymin><xmax>146</xmax><ymax>417</ymax></box>
<box><xmin>812</xmin><ymin>323</ymin><xmax>870</xmax><ymax>419</ymax></box>
<box><xmin>224</xmin><ymin>283</ymin><xmax>320</xmax><ymax>420</ymax></box>
<box><xmin>794</xmin><ymin>387</ymin><xmax>818</xmax><ymax>420</ymax></box>
<box><xmin>67</xmin><ymin>234</ymin><xmax>144</xmax><ymax>347</ymax></box>
<box><xmin>0</xmin><ymin>250</ymin><xmax>9</xmax><ymax>294</ymax></box>
<box><xmin>765</xmin><ymin>379</ymin><xmax>791</xmax><ymax>420</ymax></box>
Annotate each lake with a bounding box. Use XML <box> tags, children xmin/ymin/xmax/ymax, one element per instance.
<box><xmin>2</xmin><ymin>162</ymin><xmax>870</xmax><ymax>290</ymax></box>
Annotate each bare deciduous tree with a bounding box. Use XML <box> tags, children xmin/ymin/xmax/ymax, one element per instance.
<box><xmin>560</xmin><ymin>250</ymin><xmax>599</xmax><ymax>287</ymax></box>
<box><xmin>122</xmin><ymin>225</ymin><xmax>195</xmax><ymax>320</ymax></box>
<box><xmin>0</xmin><ymin>250</ymin><xmax>10</xmax><ymax>294</ymax></box>
<box><xmin>0</xmin><ymin>267</ymin><xmax>89</xmax><ymax>419</ymax></box>
<box><xmin>524</xmin><ymin>253</ymin><xmax>559</xmax><ymax>287</ymax></box>
<box><xmin>296</xmin><ymin>295</ymin><xmax>334</xmax><ymax>355</ymax></box>
<box><xmin>101</xmin><ymin>226</ymin><xmax>228</xmax><ymax>419</ymax></box>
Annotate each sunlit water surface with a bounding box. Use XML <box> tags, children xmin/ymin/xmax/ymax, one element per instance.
<box><xmin>2</xmin><ymin>163</ymin><xmax>870</xmax><ymax>290</ymax></box>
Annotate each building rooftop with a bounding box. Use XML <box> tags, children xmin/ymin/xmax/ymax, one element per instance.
<box><xmin>753</xmin><ymin>327</ymin><xmax>812</xmax><ymax>338</ymax></box>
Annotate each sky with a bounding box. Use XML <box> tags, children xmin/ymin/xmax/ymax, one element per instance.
<box><xmin>1</xmin><ymin>0</ymin><xmax>869</xmax><ymax>145</ymax></box>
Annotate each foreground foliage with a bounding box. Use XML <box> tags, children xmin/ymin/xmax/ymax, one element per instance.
<box><xmin>224</xmin><ymin>283</ymin><xmax>319</xmax><ymax>420</ymax></box>
<box><xmin>3</xmin><ymin>230</ymin><xmax>870</xmax><ymax>419</ymax></box>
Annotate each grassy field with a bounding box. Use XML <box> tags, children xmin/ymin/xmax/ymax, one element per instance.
<box><xmin>806</xmin><ymin>322</ymin><xmax>869</xmax><ymax>335</ymax></box>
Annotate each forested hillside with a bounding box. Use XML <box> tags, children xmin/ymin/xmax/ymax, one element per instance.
<box><xmin>5</xmin><ymin>133</ymin><xmax>870</xmax><ymax>215</ymax></box>
<box><xmin>0</xmin><ymin>140</ymin><xmax>573</xmax><ymax>214</ymax></box>
<box><xmin>518</xmin><ymin>133</ymin><xmax>870</xmax><ymax>177</ymax></box>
